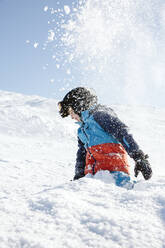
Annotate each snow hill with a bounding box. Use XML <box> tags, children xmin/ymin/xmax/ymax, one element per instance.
<box><xmin>0</xmin><ymin>90</ymin><xmax>165</xmax><ymax>248</ymax></box>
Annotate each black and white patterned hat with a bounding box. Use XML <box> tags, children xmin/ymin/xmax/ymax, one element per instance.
<box><xmin>58</xmin><ymin>87</ymin><xmax>98</xmax><ymax>118</ymax></box>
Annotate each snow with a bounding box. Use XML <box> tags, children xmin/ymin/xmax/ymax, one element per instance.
<box><xmin>33</xmin><ymin>43</ymin><xmax>39</xmax><ymax>48</ymax></box>
<box><xmin>50</xmin><ymin>79</ymin><xmax>55</xmax><ymax>83</ymax></box>
<box><xmin>0</xmin><ymin>90</ymin><xmax>165</xmax><ymax>248</ymax></box>
<box><xmin>48</xmin><ymin>30</ymin><xmax>55</xmax><ymax>42</ymax></box>
<box><xmin>45</xmin><ymin>0</ymin><xmax>165</xmax><ymax>108</ymax></box>
<box><xmin>64</xmin><ymin>5</ymin><xmax>71</xmax><ymax>15</ymax></box>
<box><xmin>43</xmin><ymin>6</ymin><xmax>48</xmax><ymax>12</ymax></box>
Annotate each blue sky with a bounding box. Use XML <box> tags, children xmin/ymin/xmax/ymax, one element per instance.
<box><xmin>0</xmin><ymin>0</ymin><xmax>72</xmax><ymax>99</ymax></box>
<box><xmin>0</xmin><ymin>0</ymin><xmax>165</xmax><ymax>107</ymax></box>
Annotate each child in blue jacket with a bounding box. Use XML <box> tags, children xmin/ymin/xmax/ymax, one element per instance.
<box><xmin>58</xmin><ymin>87</ymin><xmax>152</xmax><ymax>187</ymax></box>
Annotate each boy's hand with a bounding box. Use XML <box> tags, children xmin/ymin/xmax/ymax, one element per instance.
<box><xmin>133</xmin><ymin>150</ymin><xmax>152</xmax><ymax>180</ymax></box>
<box><xmin>134</xmin><ymin>154</ymin><xmax>152</xmax><ymax>180</ymax></box>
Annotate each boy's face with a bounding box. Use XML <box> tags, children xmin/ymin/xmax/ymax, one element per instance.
<box><xmin>68</xmin><ymin>107</ymin><xmax>81</xmax><ymax>122</ymax></box>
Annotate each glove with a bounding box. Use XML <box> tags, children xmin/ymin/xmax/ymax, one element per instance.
<box><xmin>73</xmin><ymin>173</ymin><xmax>85</xmax><ymax>181</ymax></box>
<box><xmin>133</xmin><ymin>150</ymin><xmax>152</xmax><ymax>180</ymax></box>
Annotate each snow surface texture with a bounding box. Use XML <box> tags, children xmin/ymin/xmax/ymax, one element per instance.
<box><xmin>0</xmin><ymin>91</ymin><xmax>165</xmax><ymax>248</ymax></box>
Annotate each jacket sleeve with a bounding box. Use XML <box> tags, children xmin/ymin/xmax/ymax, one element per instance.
<box><xmin>93</xmin><ymin>111</ymin><xmax>139</xmax><ymax>158</ymax></box>
<box><xmin>75</xmin><ymin>138</ymin><xmax>86</xmax><ymax>176</ymax></box>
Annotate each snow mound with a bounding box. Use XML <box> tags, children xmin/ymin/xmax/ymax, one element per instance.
<box><xmin>0</xmin><ymin>90</ymin><xmax>75</xmax><ymax>139</ymax></box>
<box><xmin>0</xmin><ymin>91</ymin><xmax>164</xmax><ymax>248</ymax></box>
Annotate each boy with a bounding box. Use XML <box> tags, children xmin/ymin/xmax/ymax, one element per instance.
<box><xmin>58</xmin><ymin>87</ymin><xmax>152</xmax><ymax>187</ymax></box>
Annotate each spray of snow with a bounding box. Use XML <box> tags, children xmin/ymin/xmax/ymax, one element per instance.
<box><xmin>64</xmin><ymin>5</ymin><xmax>70</xmax><ymax>15</ymax></box>
<box><xmin>50</xmin><ymin>78</ymin><xmax>55</xmax><ymax>83</ymax></box>
<box><xmin>33</xmin><ymin>42</ymin><xmax>39</xmax><ymax>48</ymax></box>
<box><xmin>44</xmin><ymin>6</ymin><xmax>49</xmax><ymax>12</ymax></box>
<box><xmin>44</xmin><ymin>0</ymin><xmax>165</xmax><ymax>107</ymax></box>
<box><xmin>48</xmin><ymin>30</ymin><xmax>55</xmax><ymax>42</ymax></box>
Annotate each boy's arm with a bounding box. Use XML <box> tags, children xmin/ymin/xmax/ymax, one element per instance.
<box><xmin>93</xmin><ymin>110</ymin><xmax>139</xmax><ymax>157</ymax></box>
<box><xmin>74</xmin><ymin>138</ymin><xmax>86</xmax><ymax>180</ymax></box>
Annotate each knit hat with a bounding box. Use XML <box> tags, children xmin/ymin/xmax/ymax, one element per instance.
<box><xmin>58</xmin><ymin>87</ymin><xmax>97</xmax><ymax>118</ymax></box>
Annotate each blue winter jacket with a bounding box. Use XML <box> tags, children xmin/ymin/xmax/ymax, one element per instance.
<box><xmin>75</xmin><ymin>105</ymin><xmax>139</xmax><ymax>177</ymax></box>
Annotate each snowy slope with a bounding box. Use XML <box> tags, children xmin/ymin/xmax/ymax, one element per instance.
<box><xmin>0</xmin><ymin>91</ymin><xmax>165</xmax><ymax>248</ymax></box>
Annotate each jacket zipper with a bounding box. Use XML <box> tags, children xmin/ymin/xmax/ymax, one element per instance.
<box><xmin>81</xmin><ymin>123</ymin><xmax>96</xmax><ymax>175</ymax></box>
